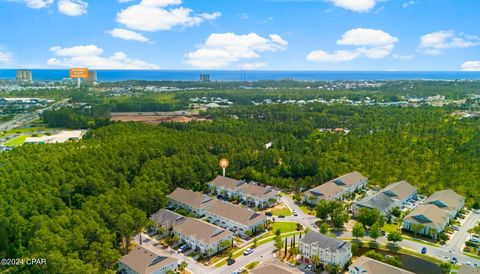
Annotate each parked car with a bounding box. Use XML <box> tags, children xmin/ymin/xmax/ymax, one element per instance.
<box><xmin>177</xmin><ymin>244</ymin><xmax>189</xmax><ymax>253</ymax></box>
<box><xmin>450</xmin><ymin>257</ymin><xmax>458</xmax><ymax>264</ymax></box>
<box><xmin>451</xmin><ymin>225</ymin><xmax>460</xmax><ymax>231</ymax></box>
<box><xmin>243</xmin><ymin>248</ymin><xmax>253</xmax><ymax>256</ymax></box>
<box><xmin>265</xmin><ymin>211</ymin><xmax>273</xmax><ymax>216</ymax></box>
<box><xmin>227</xmin><ymin>259</ymin><xmax>236</xmax><ymax>266</ymax></box>
<box><xmin>421</xmin><ymin>247</ymin><xmax>427</xmax><ymax>254</ymax></box>
<box><xmin>306</xmin><ymin>264</ymin><xmax>315</xmax><ymax>271</ymax></box>
<box><xmin>278</xmin><ymin>215</ymin><xmax>285</xmax><ymax>218</ymax></box>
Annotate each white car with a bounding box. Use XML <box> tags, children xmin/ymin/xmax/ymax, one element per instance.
<box><xmin>243</xmin><ymin>248</ymin><xmax>253</xmax><ymax>256</ymax></box>
<box><xmin>293</xmin><ymin>210</ymin><xmax>298</xmax><ymax>216</ymax></box>
<box><xmin>306</xmin><ymin>264</ymin><xmax>315</xmax><ymax>271</ymax></box>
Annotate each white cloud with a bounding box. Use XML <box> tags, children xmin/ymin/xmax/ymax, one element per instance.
<box><xmin>393</xmin><ymin>54</ymin><xmax>414</xmax><ymax>60</ymax></box>
<box><xmin>108</xmin><ymin>28</ymin><xmax>150</xmax><ymax>42</ymax></box>
<box><xmin>239</xmin><ymin>62</ymin><xmax>267</xmax><ymax>70</ymax></box>
<box><xmin>47</xmin><ymin>45</ymin><xmax>160</xmax><ymax>69</ymax></box>
<box><xmin>58</xmin><ymin>0</ymin><xmax>88</xmax><ymax>16</ymax></box>
<box><xmin>12</xmin><ymin>0</ymin><xmax>54</xmax><ymax>9</ymax></box>
<box><xmin>185</xmin><ymin>32</ymin><xmax>288</xmax><ymax>69</ymax></box>
<box><xmin>327</xmin><ymin>0</ymin><xmax>376</xmax><ymax>12</ymax></box>
<box><xmin>307</xmin><ymin>50</ymin><xmax>358</xmax><ymax>62</ymax></box>
<box><xmin>402</xmin><ymin>1</ymin><xmax>415</xmax><ymax>8</ymax></box>
<box><xmin>0</xmin><ymin>51</ymin><xmax>14</xmax><ymax>64</ymax></box>
<box><xmin>337</xmin><ymin>28</ymin><xmax>398</xmax><ymax>46</ymax></box>
<box><xmin>461</xmin><ymin>61</ymin><xmax>480</xmax><ymax>71</ymax></box>
<box><xmin>116</xmin><ymin>0</ymin><xmax>220</xmax><ymax>32</ymax></box>
<box><xmin>307</xmin><ymin>28</ymin><xmax>398</xmax><ymax>62</ymax></box>
<box><xmin>419</xmin><ymin>30</ymin><xmax>480</xmax><ymax>55</ymax></box>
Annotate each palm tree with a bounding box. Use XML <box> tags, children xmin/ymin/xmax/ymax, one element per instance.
<box><xmin>311</xmin><ymin>255</ymin><xmax>320</xmax><ymax>267</ymax></box>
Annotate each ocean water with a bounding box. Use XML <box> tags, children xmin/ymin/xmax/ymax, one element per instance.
<box><xmin>1</xmin><ymin>69</ymin><xmax>480</xmax><ymax>82</ymax></box>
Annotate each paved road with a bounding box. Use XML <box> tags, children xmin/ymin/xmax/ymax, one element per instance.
<box><xmin>446</xmin><ymin>211</ymin><xmax>480</xmax><ymax>253</ymax></box>
<box><xmin>281</xmin><ymin>195</ymin><xmax>480</xmax><ymax>267</ymax></box>
<box><xmin>0</xmin><ymin>99</ymin><xmax>69</xmax><ymax>132</ymax></box>
<box><xmin>217</xmin><ymin>241</ymin><xmax>277</xmax><ymax>274</ymax></box>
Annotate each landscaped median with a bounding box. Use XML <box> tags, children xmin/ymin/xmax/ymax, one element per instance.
<box><xmin>212</xmin><ymin>222</ymin><xmax>303</xmax><ymax>268</ymax></box>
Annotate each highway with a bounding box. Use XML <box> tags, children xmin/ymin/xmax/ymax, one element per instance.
<box><xmin>0</xmin><ymin>99</ymin><xmax>69</xmax><ymax>132</ymax></box>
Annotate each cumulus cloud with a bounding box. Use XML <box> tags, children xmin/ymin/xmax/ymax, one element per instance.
<box><xmin>307</xmin><ymin>28</ymin><xmax>398</xmax><ymax>62</ymax></box>
<box><xmin>58</xmin><ymin>0</ymin><xmax>88</xmax><ymax>16</ymax></box>
<box><xmin>461</xmin><ymin>61</ymin><xmax>480</xmax><ymax>71</ymax></box>
<box><xmin>108</xmin><ymin>28</ymin><xmax>150</xmax><ymax>42</ymax></box>
<box><xmin>419</xmin><ymin>30</ymin><xmax>480</xmax><ymax>55</ymax></box>
<box><xmin>393</xmin><ymin>54</ymin><xmax>414</xmax><ymax>60</ymax></box>
<box><xmin>116</xmin><ymin>0</ymin><xmax>220</xmax><ymax>32</ymax></box>
<box><xmin>0</xmin><ymin>51</ymin><xmax>14</xmax><ymax>64</ymax></box>
<box><xmin>47</xmin><ymin>45</ymin><xmax>160</xmax><ymax>69</ymax></box>
<box><xmin>327</xmin><ymin>0</ymin><xmax>376</xmax><ymax>12</ymax></box>
<box><xmin>239</xmin><ymin>62</ymin><xmax>267</xmax><ymax>70</ymax></box>
<box><xmin>11</xmin><ymin>0</ymin><xmax>54</xmax><ymax>9</ymax></box>
<box><xmin>185</xmin><ymin>33</ymin><xmax>288</xmax><ymax>69</ymax></box>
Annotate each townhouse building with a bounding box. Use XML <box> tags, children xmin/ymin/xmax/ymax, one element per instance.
<box><xmin>205</xmin><ymin>200</ymin><xmax>266</xmax><ymax>238</ymax></box>
<box><xmin>352</xmin><ymin>181</ymin><xmax>417</xmax><ymax>216</ymax></box>
<box><xmin>299</xmin><ymin>231</ymin><xmax>352</xmax><ymax>268</ymax></box>
<box><xmin>166</xmin><ymin>187</ymin><xmax>215</xmax><ymax>217</ymax></box>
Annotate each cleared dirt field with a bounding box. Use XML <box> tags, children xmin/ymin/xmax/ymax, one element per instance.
<box><xmin>110</xmin><ymin>112</ymin><xmax>209</xmax><ymax>124</ymax></box>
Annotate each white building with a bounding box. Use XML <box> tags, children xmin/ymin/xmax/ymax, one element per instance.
<box><xmin>173</xmin><ymin>217</ymin><xmax>233</xmax><ymax>256</ymax></box>
<box><xmin>205</xmin><ymin>200</ymin><xmax>266</xmax><ymax>238</ymax></box>
<box><xmin>352</xmin><ymin>181</ymin><xmax>417</xmax><ymax>216</ymax></box>
<box><xmin>166</xmin><ymin>187</ymin><xmax>215</xmax><ymax>217</ymax></box>
<box><xmin>24</xmin><ymin>130</ymin><xmax>84</xmax><ymax>144</ymax></box>
<box><xmin>208</xmin><ymin>176</ymin><xmax>279</xmax><ymax>208</ymax></box>
<box><xmin>299</xmin><ymin>231</ymin><xmax>352</xmax><ymax>268</ymax></box>
<box><xmin>118</xmin><ymin>245</ymin><xmax>178</xmax><ymax>274</ymax></box>
<box><xmin>304</xmin><ymin>171</ymin><xmax>368</xmax><ymax>205</ymax></box>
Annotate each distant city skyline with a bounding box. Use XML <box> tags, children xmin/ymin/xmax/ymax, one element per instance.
<box><xmin>0</xmin><ymin>0</ymin><xmax>479</xmax><ymax>71</ymax></box>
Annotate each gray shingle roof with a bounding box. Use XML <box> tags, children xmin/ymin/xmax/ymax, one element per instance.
<box><xmin>120</xmin><ymin>246</ymin><xmax>177</xmax><ymax>274</ymax></box>
<box><xmin>206</xmin><ymin>201</ymin><xmax>266</xmax><ymax>226</ymax></box>
<box><xmin>300</xmin><ymin>231</ymin><xmax>350</xmax><ymax>252</ymax></box>
<box><xmin>166</xmin><ymin>187</ymin><xmax>215</xmax><ymax>209</ymax></box>
<box><xmin>150</xmin><ymin>209</ymin><xmax>185</xmax><ymax>228</ymax></box>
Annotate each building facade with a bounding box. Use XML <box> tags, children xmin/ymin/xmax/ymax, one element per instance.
<box><xmin>304</xmin><ymin>171</ymin><xmax>368</xmax><ymax>205</ymax></box>
<box><xmin>205</xmin><ymin>200</ymin><xmax>266</xmax><ymax>238</ymax></box>
<box><xmin>172</xmin><ymin>217</ymin><xmax>233</xmax><ymax>256</ymax></box>
<box><xmin>166</xmin><ymin>187</ymin><xmax>215</xmax><ymax>217</ymax></box>
<box><xmin>16</xmin><ymin>70</ymin><xmax>32</xmax><ymax>81</ymax></box>
<box><xmin>299</xmin><ymin>231</ymin><xmax>352</xmax><ymax>268</ymax></box>
<box><xmin>402</xmin><ymin>189</ymin><xmax>465</xmax><ymax>239</ymax></box>
<box><xmin>352</xmin><ymin>181</ymin><xmax>417</xmax><ymax>216</ymax></box>
<box><xmin>208</xmin><ymin>176</ymin><xmax>279</xmax><ymax>208</ymax></box>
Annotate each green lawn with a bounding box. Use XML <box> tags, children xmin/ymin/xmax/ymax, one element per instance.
<box><xmin>3</xmin><ymin>135</ymin><xmax>28</xmax><ymax>146</ymax></box>
<box><xmin>299</xmin><ymin>204</ymin><xmax>316</xmax><ymax>215</ymax></box>
<box><xmin>270</xmin><ymin>203</ymin><xmax>293</xmax><ymax>216</ymax></box>
<box><xmin>382</xmin><ymin>223</ymin><xmax>401</xmax><ymax>234</ymax></box>
<box><xmin>0</xmin><ymin>127</ymin><xmax>47</xmax><ymax>138</ymax></box>
<box><xmin>213</xmin><ymin>222</ymin><xmax>302</xmax><ymax>268</ymax></box>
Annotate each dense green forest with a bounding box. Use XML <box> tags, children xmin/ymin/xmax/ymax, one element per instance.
<box><xmin>1</xmin><ymin>86</ymin><xmax>479</xmax><ymax>273</ymax></box>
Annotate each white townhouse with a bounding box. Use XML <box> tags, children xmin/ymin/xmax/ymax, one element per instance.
<box><xmin>304</xmin><ymin>171</ymin><xmax>368</xmax><ymax>205</ymax></box>
<box><xmin>402</xmin><ymin>189</ymin><xmax>465</xmax><ymax>239</ymax></box>
<box><xmin>205</xmin><ymin>200</ymin><xmax>266</xmax><ymax>238</ymax></box>
<box><xmin>118</xmin><ymin>246</ymin><xmax>178</xmax><ymax>274</ymax></box>
<box><xmin>208</xmin><ymin>176</ymin><xmax>279</xmax><ymax>208</ymax></box>
<box><xmin>166</xmin><ymin>187</ymin><xmax>215</xmax><ymax>217</ymax></box>
<box><xmin>352</xmin><ymin>181</ymin><xmax>417</xmax><ymax>216</ymax></box>
<box><xmin>172</xmin><ymin>217</ymin><xmax>233</xmax><ymax>256</ymax></box>
<box><xmin>299</xmin><ymin>231</ymin><xmax>352</xmax><ymax>268</ymax></box>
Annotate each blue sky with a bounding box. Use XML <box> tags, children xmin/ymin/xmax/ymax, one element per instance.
<box><xmin>0</xmin><ymin>0</ymin><xmax>479</xmax><ymax>71</ymax></box>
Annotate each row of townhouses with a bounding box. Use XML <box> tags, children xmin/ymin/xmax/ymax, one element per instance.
<box><xmin>151</xmin><ymin>208</ymin><xmax>234</xmax><ymax>256</ymax></box>
<box><xmin>166</xmin><ymin>187</ymin><xmax>267</xmax><ymax>238</ymax></box>
<box><xmin>299</xmin><ymin>231</ymin><xmax>352</xmax><ymax>268</ymax></box>
<box><xmin>402</xmin><ymin>189</ymin><xmax>465</xmax><ymax>239</ymax></box>
<box><xmin>303</xmin><ymin>171</ymin><xmax>368</xmax><ymax>205</ymax></box>
<box><xmin>208</xmin><ymin>176</ymin><xmax>280</xmax><ymax>208</ymax></box>
<box><xmin>352</xmin><ymin>181</ymin><xmax>418</xmax><ymax>216</ymax></box>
